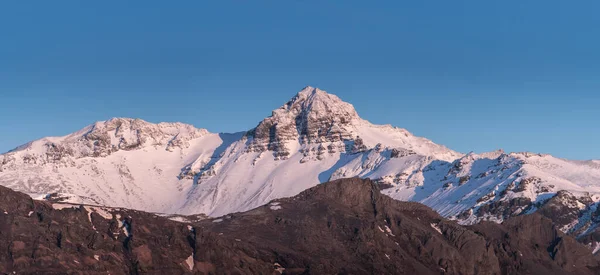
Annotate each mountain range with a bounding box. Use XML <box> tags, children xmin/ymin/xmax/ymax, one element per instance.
<box><xmin>1</xmin><ymin>86</ymin><xmax>600</xmax><ymax>254</ymax></box>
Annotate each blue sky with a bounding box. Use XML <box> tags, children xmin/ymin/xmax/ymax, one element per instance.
<box><xmin>1</xmin><ymin>1</ymin><xmax>599</xmax><ymax>159</ymax></box>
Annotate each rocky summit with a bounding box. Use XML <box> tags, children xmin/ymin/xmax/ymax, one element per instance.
<box><xmin>0</xmin><ymin>178</ymin><xmax>598</xmax><ymax>274</ymax></box>
<box><xmin>248</xmin><ymin>87</ymin><xmax>361</xmax><ymax>159</ymax></box>
<box><xmin>1</xmin><ymin>86</ymin><xmax>600</xmax><ymax>256</ymax></box>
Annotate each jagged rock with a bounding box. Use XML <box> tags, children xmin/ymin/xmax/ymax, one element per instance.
<box><xmin>476</xmin><ymin>197</ymin><xmax>533</xmax><ymax>219</ymax></box>
<box><xmin>537</xmin><ymin>191</ymin><xmax>592</xmax><ymax>232</ymax></box>
<box><xmin>515</xmin><ymin>176</ymin><xmax>542</xmax><ymax>193</ymax></box>
<box><xmin>390</xmin><ymin>147</ymin><xmax>416</xmax><ymax>158</ymax></box>
<box><xmin>250</xmin><ymin>87</ymin><xmax>360</xmax><ymax>159</ymax></box>
<box><xmin>44</xmin><ymin>142</ymin><xmax>75</xmax><ymax>162</ymax></box>
<box><xmin>471</xmin><ymin>214</ymin><xmax>599</xmax><ymax>274</ymax></box>
<box><xmin>459</xmin><ymin>175</ymin><xmax>470</xmax><ymax>185</ymax></box>
<box><xmin>350</xmin><ymin>135</ymin><xmax>368</xmax><ymax>153</ymax></box>
<box><xmin>477</xmin><ymin>191</ymin><xmax>496</xmax><ymax>203</ymax></box>
<box><xmin>2</xmin><ymin>118</ymin><xmax>208</xmax><ymax>166</ymax></box>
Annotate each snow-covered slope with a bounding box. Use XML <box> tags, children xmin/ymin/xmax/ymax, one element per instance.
<box><xmin>0</xmin><ymin>87</ymin><xmax>461</xmax><ymax>216</ymax></box>
<box><xmin>2</xmin><ymin>86</ymin><xmax>600</xmax><ymax>249</ymax></box>
<box><xmin>176</xmin><ymin>87</ymin><xmax>462</xmax><ymax>216</ymax></box>
<box><xmin>0</xmin><ymin>118</ymin><xmax>225</xmax><ymax>212</ymax></box>
<box><xmin>379</xmin><ymin>151</ymin><xmax>600</xmax><ymax>221</ymax></box>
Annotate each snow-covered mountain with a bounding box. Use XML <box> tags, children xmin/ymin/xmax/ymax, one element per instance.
<box><xmin>2</xmin><ymin>86</ymin><xmax>600</xmax><ymax>250</ymax></box>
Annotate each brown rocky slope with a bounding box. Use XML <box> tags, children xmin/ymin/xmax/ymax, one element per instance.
<box><xmin>0</xmin><ymin>178</ymin><xmax>598</xmax><ymax>274</ymax></box>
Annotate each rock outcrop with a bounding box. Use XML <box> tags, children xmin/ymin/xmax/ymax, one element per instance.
<box><xmin>248</xmin><ymin>86</ymin><xmax>360</xmax><ymax>160</ymax></box>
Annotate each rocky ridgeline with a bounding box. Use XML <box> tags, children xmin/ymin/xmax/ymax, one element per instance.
<box><xmin>452</xmin><ymin>155</ymin><xmax>565</xmax><ymax>224</ymax></box>
<box><xmin>79</xmin><ymin>118</ymin><xmax>208</xmax><ymax>155</ymax></box>
<box><xmin>470</xmin><ymin>188</ymin><xmax>600</xmax><ymax>254</ymax></box>
<box><xmin>316</xmin><ymin>148</ymin><xmax>600</xmax><ymax>254</ymax></box>
<box><xmin>0</xmin><ymin>118</ymin><xmax>207</xmax><ymax>169</ymax></box>
<box><xmin>425</xmin><ymin>152</ymin><xmax>600</xmax><ymax>253</ymax></box>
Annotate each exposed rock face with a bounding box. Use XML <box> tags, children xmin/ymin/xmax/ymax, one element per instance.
<box><xmin>1</xmin><ymin>179</ymin><xmax>599</xmax><ymax>274</ymax></box>
<box><xmin>0</xmin><ymin>184</ymin><xmax>205</xmax><ymax>274</ymax></box>
<box><xmin>256</xmin><ymin>86</ymin><xmax>359</xmax><ymax>143</ymax></box>
<box><xmin>430</xmin><ymin>152</ymin><xmax>600</xmax><ymax>255</ymax></box>
<box><xmin>470</xmin><ymin>214</ymin><xmax>600</xmax><ymax>275</ymax></box>
<box><xmin>533</xmin><ymin>191</ymin><xmax>600</xmax><ymax>254</ymax></box>
<box><xmin>248</xmin><ymin>86</ymin><xmax>360</xmax><ymax>160</ymax></box>
<box><xmin>83</xmin><ymin>118</ymin><xmax>207</xmax><ymax>155</ymax></box>
<box><xmin>390</xmin><ymin>147</ymin><xmax>417</xmax><ymax>158</ymax></box>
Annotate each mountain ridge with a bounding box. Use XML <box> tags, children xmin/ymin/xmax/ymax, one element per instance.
<box><xmin>2</xmin><ymin>86</ymin><xmax>600</xmax><ymax>253</ymax></box>
<box><xmin>1</xmin><ymin>177</ymin><xmax>599</xmax><ymax>274</ymax></box>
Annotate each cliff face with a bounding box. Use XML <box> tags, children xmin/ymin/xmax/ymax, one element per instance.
<box><xmin>248</xmin><ymin>86</ymin><xmax>362</xmax><ymax>160</ymax></box>
<box><xmin>1</xmin><ymin>178</ymin><xmax>598</xmax><ymax>274</ymax></box>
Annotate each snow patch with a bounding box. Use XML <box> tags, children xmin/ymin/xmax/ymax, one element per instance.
<box><xmin>85</xmin><ymin>209</ymin><xmax>96</xmax><ymax>230</ymax></box>
<box><xmin>84</xmin><ymin>206</ymin><xmax>113</xmax><ymax>220</ymax></box>
<box><xmin>52</xmin><ymin>204</ymin><xmax>78</xmax><ymax>210</ymax></box>
<box><xmin>430</xmin><ymin>223</ymin><xmax>443</xmax><ymax>234</ymax></box>
<box><xmin>384</xmin><ymin>225</ymin><xmax>395</xmax><ymax>236</ymax></box>
<box><xmin>593</xmin><ymin>242</ymin><xmax>600</xmax><ymax>255</ymax></box>
<box><xmin>168</xmin><ymin>216</ymin><xmax>191</xmax><ymax>223</ymax></box>
<box><xmin>185</xmin><ymin>255</ymin><xmax>194</xmax><ymax>271</ymax></box>
<box><xmin>274</xmin><ymin>263</ymin><xmax>285</xmax><ymax>274</ymax></box>
<box><xmin>269</xmin><ymin>202</ymin><xmax>282</xmax><ymax>210</ymax></box>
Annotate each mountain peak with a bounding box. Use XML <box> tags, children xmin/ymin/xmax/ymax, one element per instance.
<box><xmin>245</xmin><ymin>86</ymin><xmax>462</xmax><ymax>161</ymax></box>
<box><xmin>89</xmin><ymin>117</ymin><xmax>203</xmax><ymax>134</ymax></box>
<box><xmin>2</xmin><ymin>117</ymin><xmax>208</xmax><ymax>163</ymax></box>
<box><xmin>249</xmin><ymin>87</ymin><xmax>361</xmax><ymax>157</ymax></box>
<box><xmin>295</xmin><ymin>85</ymin><xmax>329</xmax><ymax>98</ymax></box>
<box><xmin>285</xmin><ymin>86</ymin><xmax>358</xmax><ymax>120</ymax></box>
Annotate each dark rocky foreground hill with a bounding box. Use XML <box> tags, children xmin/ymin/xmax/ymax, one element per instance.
<box><xmin>0</xmin><ymin>178</ymin><xmax>599</xmax><ymax>274</ymax></box>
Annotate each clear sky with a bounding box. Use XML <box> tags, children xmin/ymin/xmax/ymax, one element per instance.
<box><xmin>1</xmin><ymin>1</ymin><xmax>599</xmax><ymax>159</ymax></box>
